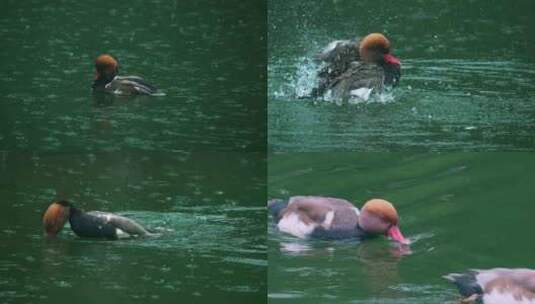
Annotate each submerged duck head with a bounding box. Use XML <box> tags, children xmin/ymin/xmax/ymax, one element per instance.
<box><xmin>359</xmin><ymin>199</ymin><xmax>409</xmax><ymax>244</ymax></box>
<box><xmin>358</xmin><ymin>33</ymin><xmax>401</xmax><ymax>67</ymax></box>
<box><xmin>93</xmin><ymin>54</ymin><xmax>119</xmax><ymax>89</ymax></box>
<box><xmin>42</xmin><ymin>201</ymin><xmax>71</xmax><ymax>237</ymax></box>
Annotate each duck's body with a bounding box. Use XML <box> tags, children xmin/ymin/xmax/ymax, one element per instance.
<box><xmin>315</xmin><ymin>39</ymin><xmax>361</xmax><ymax>90</ymax></box>
<box><xmin>43</xmin><ymin>201</ymin><xmax>152</xmax><ymax>239</ymax></box>
<box><xmin>269</xmin><ymin>196</ymin><xmax>363</xmax><ymax>239</ymax></box>
<box><xmin>92</xmin><ymin>54</ymin><xmax>158</xmax><ymax>96</ymax></box>
<box><xmin>69</xmin><ymin>208</ymin><xmax>151</xmax><ymax>239</ymax></box>
<box><xmin>268</xmin><ymin>196</ymin><xmax>409</xmax><ymax>244</ymax></box>
<box><xmin>312</xmin><ymin>34</ymin><xmax>401</xmax><ymax>100</ymax></box>
<box><xmin>99</xmin><ymin>76</ymin><xmax>158</xmax><ymax>95</ymax></box>
<box><xmin>323</xmin><ymin>61</ymin><xmax>386</xmax><ymax>100</ymax></box>
<box><xmin>444</xmin><ymin>268</ymin><xmax>535</xmax><ymax>304</ymax></box>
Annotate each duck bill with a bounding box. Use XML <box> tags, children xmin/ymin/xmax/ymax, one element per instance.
<box><xmin>383</xmin><ymin>53</ymin><xmax>401</xmax><ymax>66</ymax></box>
<box><xmin>387</xmin><ymin>225</ymin><xmax>410</xmax><ymax>245</ymax></box>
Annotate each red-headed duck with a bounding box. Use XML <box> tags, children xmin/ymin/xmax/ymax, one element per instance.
<box><xmin>313</xmin><ymin>33</ymin><xmax>401</xmax><ymax>100</ymax></box>
<box><xmin>268</xmin><ymin>196</ymin><xmax>410</xmax><ymax>244</ymax></box>
<box><xmin>92</xmin><ymin>54</ymin><xmax>158</xmax><ymax>95</ymax></box>
<box><xmin>43</xmin><ymin>201</ymin><xmax>152</xmax><ymax>239</ymax></box>
<box><xmin>444</xmin><ymin>268</ymin><xmax>535</xmax><ymax>304</ymax></box>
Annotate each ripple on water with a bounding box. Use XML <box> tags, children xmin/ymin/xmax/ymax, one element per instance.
<box><xmin>268</xmin><ymin>291</ymin><xmax>306</xmax><ymax>299</ymax></box>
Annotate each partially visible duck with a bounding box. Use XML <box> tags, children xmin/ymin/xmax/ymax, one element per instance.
<box><xmin>42</xmin><ymin>201</ymin><xmax>153</xmax><ymax>239</ymax></box>
<box><xmin>92</xmin><ymin>54</ymin><xmax>159</xmax><ymax>95</ymax></box>
<box><xmin>313</xmin><ymin>33</ymin><xmax>401</xmax><ymax>100</ymax></box>
<box><xmin>268</xmin><ymin>196</ymin><xmax>410</xmax><ymax>244</ymax></box>
<box><xmin>444</xmin><ymin>268</ymin><xmax>535</xmax><ymax>304</ymax></box>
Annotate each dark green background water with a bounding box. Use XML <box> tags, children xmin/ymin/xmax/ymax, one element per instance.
<box><xmin>268</xmin><ymin>153</ymin><xmax>535</xmax><ymax>303</ymax></box>
<box><xmin>0</xmin><ymin>0</ymin><xmax>266</xmax><ymax>303</ymax></box>
<box><xmin>0</xmin><ymin>0</ymin><xmax>266</xmax><ymax>152</ymax></box>
<box><xmin>269</xmin><ymin>0</ymin><xmax>535</xmax><ymax>151</ymax></box>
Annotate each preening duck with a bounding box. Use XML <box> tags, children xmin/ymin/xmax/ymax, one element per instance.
<box><xmin>313</xmin><ymin>33</ymin><xmax>401</xmax><ymax>100</ymax></box>
<box><xmin>92</xmin><ymin>54</ymin><xmax>159</xmax><ymax>95</ymax></box>
<box><xmin>42</xmin><ymin>201</ymin><xmax>152</xmax><ymax>239</ymax></box>
<box><xmin>268</xmin><ymin>196</ymin><xmax>409</xmax><ymax>244</ymax></box>
<box><xmin>444</xmin><ymin>268</ymin><xmax>535</xmax><ymax>304</ymax></box>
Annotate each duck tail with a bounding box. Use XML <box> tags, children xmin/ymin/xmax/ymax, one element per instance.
<box><xmin>267</xmin><ymin>199</ymin><xmax>288</xmax><ymax>221</ymax></box>
<box><xmin>443</xmin><ymin>271</ymin><xmax>483</xmax><ymax>299</ymax></box>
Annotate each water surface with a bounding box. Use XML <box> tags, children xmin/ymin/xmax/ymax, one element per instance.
<box><xmin>268</xmin><ymin>153</ymin><xmax>535</xmax><ymax>303</ymax></box>
<box><xmin>0</xmin><ymin>151</ymin><xmax>266</xmax><ymax>303</ymax></box>
<box><xmin>0</xmin><ymin>0</ymin><xmax>266</xmax><ymax>152</ymax></box>
<box><xmin>268</xmin><ymin>0</ymin><xmax>535</xmax><ymax>151</ymax></box>
<box><xmin>0</xmin><ymin>1</ymin><xmax>267</xmax><ymax>302</ymax></box>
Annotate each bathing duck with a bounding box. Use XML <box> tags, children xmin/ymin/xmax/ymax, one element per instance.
<box><xmin>268</xmin><ymin>196</ymin><xmax>409</xmax><ymax>244</ymax></box>
<box><xmin>92</xmin><ymin>54</ymin><xmax>158</xmax><ymax>95</ymax></box>
<box><xmin>42</xmin><ymin>201</ymin><xmax>152</xmax><ymax>239</ymax></box>
<box><xmin>444</xmin><ymin>268</ymin><xmax>535</xmax><ymax>304</ymax></box>
<box><xmin>312</xmin><ymin>33</ymin><xmax>401</xmax><ymax>100</ymax></box>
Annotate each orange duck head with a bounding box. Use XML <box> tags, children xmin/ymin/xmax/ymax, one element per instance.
<box><xmin>93</xmin><ymin>54</ymin><xmax>119</xmax><ymax>88</ymax></box>
<box><xmin>358</xmin><ymin>33</ymin><xmax>401</xmax><ymax>66</ymax></box>
<box><xmin>42</xmin><ymin>201</ymin><xmax>71</xmax><ymax>237</ymax></box>
<box><xmin>359</xmin><ymin>199</ymin><xmax>409</xmax><ymax>244</ymax></box>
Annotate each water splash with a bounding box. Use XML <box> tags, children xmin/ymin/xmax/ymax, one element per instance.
<box><xmin>270</xmin><ymin>56</ymin><xmax>321</xmax><ymax>100</ymax></box>
<box><xmin>270</xmin><ymin>54</ymin><xmax>399</xmax><ymax>105</ymax></box>
<box><xmin>294</xmin><ymin>57</ymin><xmax>321</xmax><ymax>98</ymax></box>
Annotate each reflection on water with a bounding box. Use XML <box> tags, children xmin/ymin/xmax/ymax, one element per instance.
<box><xmin>269</xmin><ymin>222</ymin><xmax>418</xmax><ymax>301</ymax></box>
<box><xmin>268</xmin><ymin>0</ymin><xmax>535</xmax><ymax>151</ymax></box>
<box><xmin>268</xmin><ymin>153</ymin><xmax>535</xmax><ymax>303</ymax></box>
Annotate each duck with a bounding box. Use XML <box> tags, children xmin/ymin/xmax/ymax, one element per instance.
<box><xmin>312</xmin><ymin>33</ymin><xmax>401</xmax><ymax>100</ymax></box>
<box><xmin>444</xmin><ymin>268</ymin><xmax>535</xmax><ymax>304</ymax></box>
<box><xmin>268</xmin><ymin>196</ymin><xmax>410</xmax><ymax>244</ymax></box>
<box><xmin>42</xmin><ymin>200</ymin><xmax>153</xmax><ymax>239</ymax></box>
<box><xmin>92</xmin><ymin>54</ymin><xmax>159</xmax><ymax>95</ymax></box>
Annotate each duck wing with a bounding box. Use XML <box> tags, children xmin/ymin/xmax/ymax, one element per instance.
<box><xmin>85</xmin><ymin>211</ymin><xmax>152</xmax><ymax>237</ymax></box>
<box><xmin>69</xmin><ymin>210</ymin><xmax>117</xmax><ymax>238</ymax></box>
<box><xmin>287</xmin><ymin>196</ymin><xmax>360</xmax><ymax>230</ymax></box>
<box><xmin>315</xmin><ymin>39</ymin><xmax>360</xmax><ymax>65</ymax></box>
<box><xmin>105</xmin><ymin>76</ymin><xmax>158</xmax><ymax>95</ymax></box>
<box><xmin>104</xmin><ymin>213</ymin><xmax>152</xmax><ymax>237</ymax></box>
<box><xmin>312</xmin><ymin>39</ymin><xmax>361</xmax><ymax>97</ymax></box>
<box><xmin>328</xmin><ymin>62</ymin><xmax>384</xmax><ymax>100</ymax></box>
<box><xmin>116</xmin><ymin>76</ymin><xmax>158</xmax><ymax>91</ymax></box>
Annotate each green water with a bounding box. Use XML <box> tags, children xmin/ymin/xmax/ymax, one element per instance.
<box><xmin>268</xmin><ymin>0</ymin><xmax>535</xmax><ymax>151</ymax></box>
<box><xmin>3</xmin><ymin>0</ymin><xmax>535</xmax><ymax>303</ymax></box>
<box><xmin>0</xmin><ymin>0</ymin><xmax>266</xmax><ymax>152</ymax></box>
<box><xmin>268</xmin><ymin>153</ymin><xmax>535</xmax><ymax>303</ymax></box>
<box><xmin>0</xmin><ymin>0</ymin><xmax>266</xmax><ymax>303</ymax></box>
<box><xmin>0</xmin><ymin>151</ymin><xmax>266</xmax><ymax>303</ymax></box>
